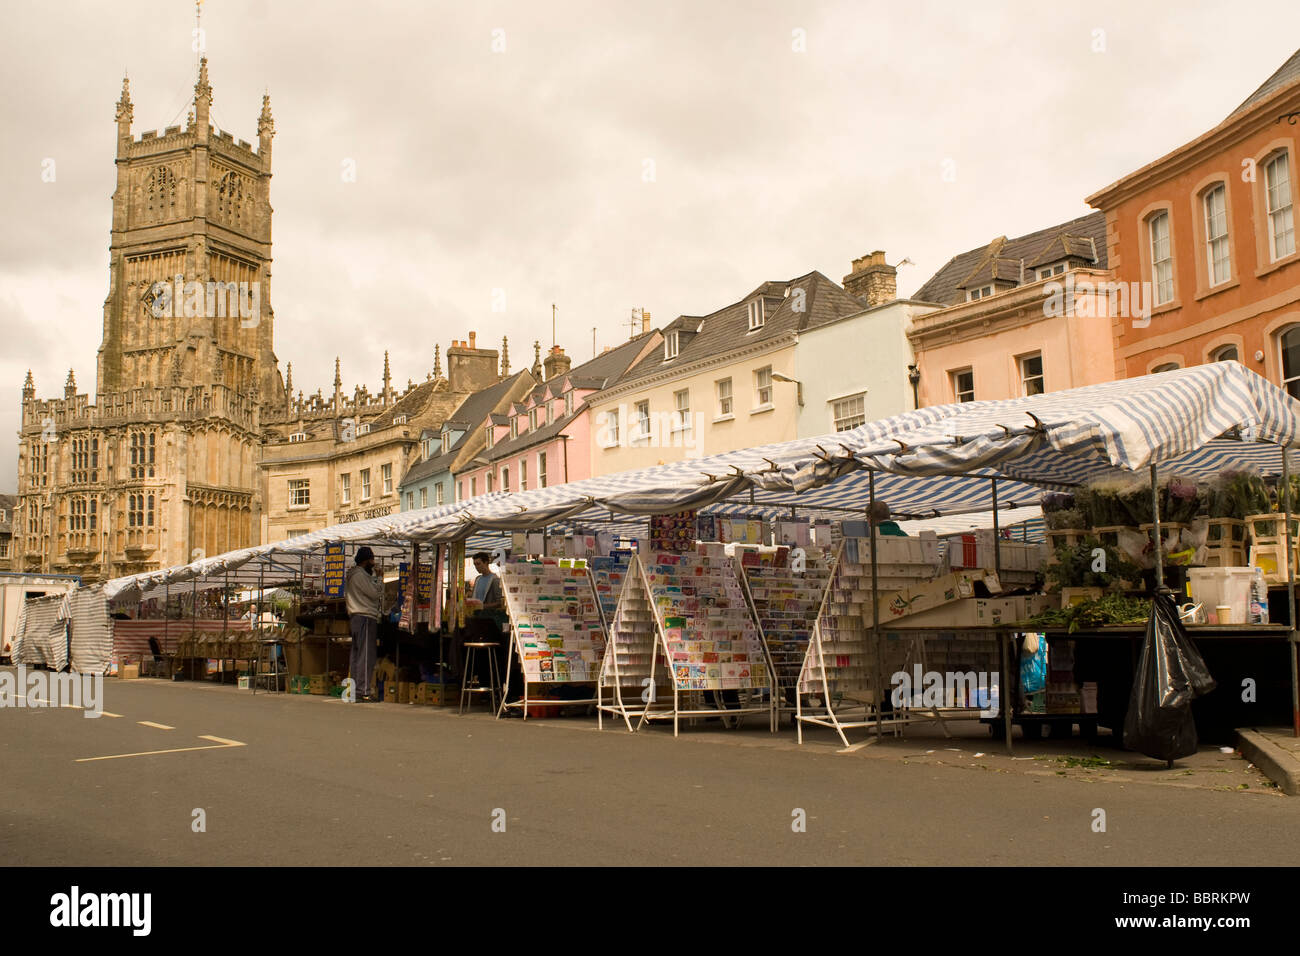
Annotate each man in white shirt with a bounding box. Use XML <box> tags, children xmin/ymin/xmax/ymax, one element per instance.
<box><xmin>345</xmin><ymin>546</ymin><xmax>384</xmax><ymax>701</ymax></box>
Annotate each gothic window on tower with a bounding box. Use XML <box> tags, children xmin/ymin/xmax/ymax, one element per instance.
<box><xmin>215</xmin><ymin>169</ymin><xmax>248</xmax><ymax>225</ymax></box>
<box><xmin>71</xmin><ymin>437</ymin><xmax>100</xmax><ymax>484</ymax></box>
<box><xmin>129</xmin><ymin>431</ymin><xmax>156</xmax><ymax>479</ymax></box>
<box><xmin>69</xmin><ymin>497</ymin><xmax>97</xmax><ymax>532</ymax></box>
<box><xmin>146</xmin><ymin>165</ymin><xmax>178</xmax><ymax>222</ymax></box>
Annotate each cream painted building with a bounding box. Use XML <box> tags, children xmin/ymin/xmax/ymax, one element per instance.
<box><xmin>260</xmin><ymin>336</ymin><xmax>507</xmax><ymax>541</ymax></box>
<box><xmin>586</xmin><ymin>271</ymin><xmax>872</xmax><ymax>475</ymax></box>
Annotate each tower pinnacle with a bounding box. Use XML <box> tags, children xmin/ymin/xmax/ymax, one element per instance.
<box><xmin>115</xmin><ymin>74</ymin><xmax>133</xmax><ymax>124</ymax></box>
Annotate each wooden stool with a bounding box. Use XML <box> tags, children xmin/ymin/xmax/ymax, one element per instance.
<box><xmin>459</xmin><ymin>642</ymin><xmax>502</xmax><ymax>714</ymax></box>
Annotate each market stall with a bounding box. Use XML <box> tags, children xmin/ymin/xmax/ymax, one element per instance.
<box><xmin>40</xmin><ymin>364</ymin><xmax>1300</xmax><ymax>746</ymax></box>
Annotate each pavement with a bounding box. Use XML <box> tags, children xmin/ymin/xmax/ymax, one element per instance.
<box><xmin>1235</xmin><ymin>727</ymin><xmax>1300</xmax><ymax>795</ymax></box>
<box><xmin>2</xmin><ymin>671</ymin><xmax>1298</xmax><ymax>866</ymax></box>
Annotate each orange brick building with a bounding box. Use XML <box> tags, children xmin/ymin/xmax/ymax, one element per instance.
<box><xmin>1087</xmin><ymin>50</ymin><xmax>1300</xmax><ymax>393</ymax></box>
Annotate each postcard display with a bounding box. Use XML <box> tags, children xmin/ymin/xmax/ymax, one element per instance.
<box><xmin>597</xmin><ymin>556</ymin><xmax>670</xmax><ymax>731</ymax></box>
<box><xmin>599</xmin><ymin>551</ymin><xmax>773</xmax><ymax>735</ymax></box>
<box><xmin>589</xmin><ymin>552</ymin><xmax>632</xmax><ymax>628</ymax></box>
<box><xmin>498</xmin><ymin>558</ymin><xmax>607</xmax><ymax>718</ymax></box>
<box><xmin>737</xmin><ymin>546</ymin><xmax>836</xmax><ymax>730</ymax></box>
<box><xmin>793</xmin><ymin>538</ymin><xmax>924</xmax><ymax>746</ymax></box>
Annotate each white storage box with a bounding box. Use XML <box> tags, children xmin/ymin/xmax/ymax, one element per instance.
<box><xmin>1187</xmin><ymin>567</ymin><xmax>1255</xmax><ymax>625</ymax></box>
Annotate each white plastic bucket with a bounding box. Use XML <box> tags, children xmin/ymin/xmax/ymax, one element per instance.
<box><xmin>1187</xmin><ymin>568</ymin><xmax>1254</xmax><ymax>625</ymax></box>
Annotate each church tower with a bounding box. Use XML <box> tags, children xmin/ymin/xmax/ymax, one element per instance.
<box><xmin>98</xmin><ymin>58</ymin><xmax>283</xmax><ymax>406</ymax></box>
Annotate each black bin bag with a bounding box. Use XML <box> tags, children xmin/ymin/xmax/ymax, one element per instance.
<box><xmin>1123</xmin><ymin>592</ymin><xmax>1217</xmax><ymax>764</ymax></box>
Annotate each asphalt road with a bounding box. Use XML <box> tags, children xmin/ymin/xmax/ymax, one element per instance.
<box><xmin>2</xmin><ymin>673</ymin><xmax>1297</xmax><ymax>866</ymax></box>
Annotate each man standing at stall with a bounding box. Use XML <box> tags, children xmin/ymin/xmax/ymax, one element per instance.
<box><xmin>346</xmin><ymin>546</ymin><xmax>384</xmax><ymax>702</ymax></box>
<box><xmin>450</xmin><ymin>552</ymin><xmax>508</xmax><ymax>684</ymax></box>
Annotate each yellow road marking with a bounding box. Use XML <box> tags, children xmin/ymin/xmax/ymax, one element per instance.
<box><xmin>75</xmin><ymin>735</ymin><xmax>246</xmax><ymax>763</ymax></box>
<box><xmin>137</xmin><ymin>720</ymin><xmax>174</xmax><ymax>730</ymax></box>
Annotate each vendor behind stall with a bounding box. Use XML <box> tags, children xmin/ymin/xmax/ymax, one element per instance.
<box><xmin>870</xmin><ymin>500</ymin><xmax>908</xmax><ymax>537</ymax></box>
<box><xmin>450</xmin><ymin>552</ymin><xmax>509</xmax><ymax>683</ymax></box>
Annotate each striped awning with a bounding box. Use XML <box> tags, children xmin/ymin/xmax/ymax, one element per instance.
<box><xmin>101</xmin><ymin>364</ymin><xmax>1300</xmax><ymax>599</ymax></box>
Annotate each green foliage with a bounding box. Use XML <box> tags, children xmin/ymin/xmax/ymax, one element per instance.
<box><xmin>1025</xmin><ymin>594</ymin><xmax>1152</xmax><ymax>633</ymax></box>
<box><xmin>1045</xmin><ymin>538</ymin><xmax>1140</xmax><ymax>590</ymax></box>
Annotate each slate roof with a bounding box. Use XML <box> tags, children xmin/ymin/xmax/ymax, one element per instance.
<box><xmin>398</xmin><ymin>371</ymin><xmax>531</xmax><ymax>487</ymax></box>
<box><xmin>912</xmin><ymin>212</ymin><xmax>1107</xmax><ymax>307</ymax></box>
<box><xmin>610</xmin><ymin>271</ymin><xmax>865</xmax><ymax>391</ymax></box>
<box><xmin>476</xmin><ymin>334</ymin><xmax>657</xmax><ymax>463</ymax></box>
<box><xmin>1228</xmin><ymin>47</ymin><xmax>1300</xmax><ymax>120</ymax></box>
<box><xmin>0</xmin><ymin>493</ymin><xmax>14</xmax><ymax>535</ymax></box>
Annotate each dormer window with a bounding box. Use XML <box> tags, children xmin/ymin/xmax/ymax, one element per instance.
<box><xmin>510</xmin><ymin>417</ymin><xmax>518</xmax><ymax>439</ymax></box>
<box><xmin>966</xmin><ymin>285</ymin><xmax>994</xmax><ymax>301</ymax></box>
<box><xmin>529</xmin><ymin>408</ymin><xmax>538</xmax><ymax>431</ymax></box>
<box><xmin>357</xmin><ymin>423</ymin><xmax>371</xmax><ymax>436</ymax></box>
<box><xmin>1036</xmin><ymin>263</ymin><xmax>1066</xmax><ymax>281</ymax></box>
<box><xmin>564</xmin><ymin>391</ymin><xmax>573</xmax><ymax>415</ymax></box>
<box><xmin>393</xmin><ymin>415</ymin><xmax>407</xmax><ymax>425</ymax></box>
<box><xmin>485</xmin><ymin>424</ymin><xmax>494</xmax><ymax>449</ymax></box>
<box><xmin>289</xmin><ymin>431</ymin><xmax>307</xmax><ymax>443</ymax></box>
<box><xmin>665</xmin><ymin>331</ymin><xmax>680</xmax><ymax>360</ymax></box>
<box><xmin>441</xmin><ymin>432</ymin><xmax>450</xmax><ymax>454</ymax></box>
<box><xmin>747</xmin><ymin>299</ymin><xmax>765</xmax><ymax>331</ymax></box>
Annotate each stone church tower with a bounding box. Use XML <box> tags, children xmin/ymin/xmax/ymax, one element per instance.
<box><xmin>99</xmin><ymin>58</ymin><xmax>282</xmax><ymax>401</ymax></box>
<box><xmin>13</xmin><ymin>60</ymin><xmax>282</xmax><ymax>581</ymax></box>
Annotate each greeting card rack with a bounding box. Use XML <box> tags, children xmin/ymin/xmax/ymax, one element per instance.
<box><xmin>497</xmin><ymin>557</ymin><xmax>607</xmax><ymax>719</ymax></box>
<box><xmin>737</xmin><ymin>545</ymin><xmax>836</xmax><ymax>730</ymax></box>
<box><xmin>631</xmin><ymin>550</ymin><xmax>773</xmax><ymax>736</ymax></box>
<box><xmin>795</xmin><ymin>540</ymin><xmax>913</xmax><ymax>747</ymax></box>
<box><xmin>597</xmin><ymin>554</ymin><xmax>674</xmax><ymax>731</ymax></box>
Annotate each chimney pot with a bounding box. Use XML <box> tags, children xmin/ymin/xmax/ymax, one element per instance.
<box><xmin>469</xmin><ymin>331</ymin><xmax>476</xmax><ymax>349</ymax></box>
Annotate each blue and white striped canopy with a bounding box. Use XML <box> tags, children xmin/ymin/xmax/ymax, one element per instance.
<box><xmin>103</xmin><ymin>364</ymin><xmax>1300</xmax><ymax>598</ymax></box>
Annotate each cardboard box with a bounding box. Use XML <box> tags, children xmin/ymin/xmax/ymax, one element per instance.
<box><xmin>119</xmin><ymin>663</ymin><xmax>140</xmax><ymax>680</ymax></box>
<box><xmin>398</xmin><ymin>681</ymin><xmax>414</xmax><ymax>704</ymax></box>
<box><xmin>237</xmin><ymin>675</ymin><xmax>251</xmax><ymax>690</ymax></box>
<box><xmin>330</xmin><ymin>618</ymin><xmax>351</xmax><ymax>636</ymax></box>
<box><xmin>870</xmin><ymin>570</ymin><xmax>998</xmax><ymax>625</ymax></box>
<box><xmin>416</xmin><ymin>682</ymin><xmax>458</xmax><ymax>705</ymax></box>
<box><xmin>383</xmin><ymin>680</ymin><xmax>400</xmax><ymax>703</ymax></box>
<box><xmin>894</xmin><ymin>596</ymin><xmax>1023</xmax><ymax>628</ymax></box>
<box><xmin>309</xmin><ymin>674</ymin><xmax>330</xmax><ymax>695</ymax></box>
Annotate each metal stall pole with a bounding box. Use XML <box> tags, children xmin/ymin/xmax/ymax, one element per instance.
<box><xmin>869</xmin><ymin>471</ymin><xmax>883</xmax><ymax>739</ymax></box>
<box><xmin>256</xmin><ymin>555</ymin><xmax>266</xmax><ymax>693</ymax></box>
<box><xmin>1150</xmin><ymin>462</ymin><xmax>1165</xmax><ymax>593</ymax></box>
<box><xmin>1284</xmin><ymin>447</ymin><xmax>1299</xmax><ymax>737</ymax></box>
<box><xmin>993</xmin><ymin>478</ymin><xmax>1012</xmax><ymax>753</ymax></box>
<box><xmin>223</xmin><ymin>570</ymin><xmax>230</xmax><ymax>687</ymax></box>
<box><xmin>191</xmin><ymin>576</ymin><xmax>201</xmax><ymax>681</ymax></box>
<box><xmin>163</xmin><ymin>581</ymin><xmax>170</xmax><ymax>678</ymax></box>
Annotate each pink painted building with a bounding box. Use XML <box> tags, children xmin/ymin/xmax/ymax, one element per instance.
<box><xmin>454</xmin><ymin>333</ymin><xmax>660</xmax><ymax>501</ymax></box>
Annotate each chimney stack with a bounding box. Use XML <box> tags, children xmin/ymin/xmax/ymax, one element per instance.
<box><xmin>447</xmin><ymin>331</ymin><xmax>499</xmax><ymax>394</ymax></box>
<box><xmin>641</xmin><ymin>310</ymin><xmax>651</xmax><ymax>334</ymax></box>
<box><xmin>843</xmin><ymin>250</ymin><xmax>897</xmax><ymax>307</ymax></box>
<box><xmin>543</xmin><ymin>345</ymin><xmax>572</xmax><ymax>382</ymax></box>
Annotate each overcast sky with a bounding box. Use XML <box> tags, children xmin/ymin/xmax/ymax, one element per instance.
<box><xmin>2</xmin><ymin>0</ymin><xmax>1298</xmax><ymax>490</ymax></box>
